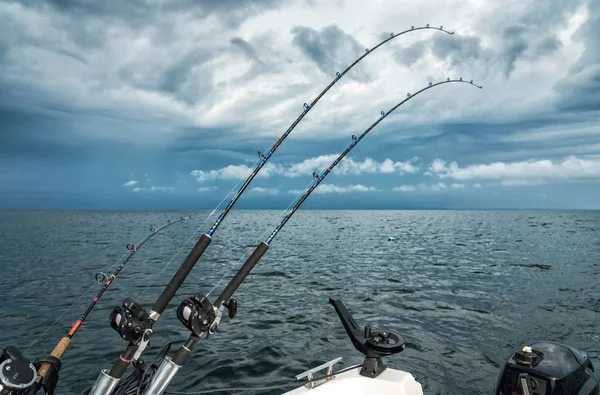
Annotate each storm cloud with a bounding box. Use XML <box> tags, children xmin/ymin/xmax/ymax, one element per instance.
<box><xmin>0</xmin><ymin>0</ymin><xmax>598</xmax><ymax>209</ymax></box>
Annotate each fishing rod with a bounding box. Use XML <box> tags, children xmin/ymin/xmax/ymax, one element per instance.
<box><xmin>134</xmin><ymin>77</ymin><xmax>483</xmax><ymax>395</ymax></box>
<box><xmin>85</xmin><ymin>24</ymin><xmax>454</xmax><ymax>395</ymax></box>
<box><xmin>0</xmin><ymin>216</ymin><xmax>190</xmax><ymax>395</ymax></box>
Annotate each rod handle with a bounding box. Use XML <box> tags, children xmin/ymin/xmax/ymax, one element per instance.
<box><xmin>215</xmin><ymin>242</ymin><xmax>269</xmax><ymax>306</ymax></box>
<box><xmin>38</xmin><ymin>336</ymin><xmax>70</xmax><ymax>377</ymax></box>
<box><xmin>152</xmin><ymin>234</ymin><xmax>212</xmax><ymax>315</ymax></box>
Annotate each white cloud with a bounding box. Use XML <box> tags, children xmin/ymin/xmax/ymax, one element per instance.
<box><xmin>473</xmin><ymin>183</ymin><xmax>483</xmax><ymax>188</ymax></box>
<box><xmin>501</xmin><ymin>179</ymin><xmax>547</xmax><ymax>187</ymax></box>
<box><xmin>198</xmin><ymin>186</ymin><xmax>218</xmax><ymax>192</ymax></box>
<box><xmin>190</xmin><ymin>156</ymin><xmax>419</xmax><ymax>181</ymax></box>
<box><xmin>313</xmin><ymin>184</ymin><xmax>379</xmax><ymax>194</ymax></box>
<box><xmin>190</xmin><ymin>164</ymin><xmax>270</xmax><ymax>181</ymax></box>
<box><xmin>429</xmin><ymin>159</ymin><xmax>447</xmax><ymax>174</ymax></box>
<box><xmin>123</xmin><ymin>180</ymin><xmax>138</xmax><ymax>187</ymax></box>
<box><xmin>428</xmin><ymin>156</ymin><xmax>600</xmax><ymax>185</ymax></box>
<box><xmin>279</xmin><ymin>156</ymin><xmax>419</xmax><ymax>177</ymax></box>
<box><xmin>431</xmin><ymin>182</ymin><xmax>448</xmax><ymax>191</ymax></box>
<box><xmin>393</xmin><ymin>185</ymin><xmax>416</xmax><ymax>192</ymax></box>
<box><xmin>131</xmin><ymin>186</ymin><xmax>174</xmax><ymax>192</ymax></box>
<box><xmin>395</xmin><ymin>182</ymin><xmax>467</xmax><ymax>192</ymax></box>
<box><xmin>249</xmin><ymin>187</ymin><xmax>279</xmax><ymax>194</ymax></box>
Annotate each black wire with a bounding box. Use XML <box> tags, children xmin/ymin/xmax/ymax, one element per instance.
<box><xmin>164</xmin><ymin>364</ymin><xmax>362</xmax><ymax>395</ymax></box>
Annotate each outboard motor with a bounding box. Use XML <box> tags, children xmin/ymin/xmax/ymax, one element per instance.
<box><xmin>496</xmin><ymin>342</ymin><xmax>599</xmax><ymax>395</ymax></box>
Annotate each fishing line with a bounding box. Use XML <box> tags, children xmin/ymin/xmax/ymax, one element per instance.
<box><xmin>135</xmin><ymin>209</ymin><xmax>219</xmax><ymax>301</ymax></box>
<box><xmin>202</xmin><ymin>25</ymin><xmax>455</xmax><ymax>240</ymax></box>
<box><xmin>135</xmin><ymin>168</ymin><xmax>258</xmax><ymax>301</ymax></box>
<box><xmin>65</xmin><ymin>217</ymin><xmax>193</xmax><ymax>337</ymax></box>
<box><xmin>137</xmin><ymin>152</ymin><xmax>283</xmax><ymax>298</ymax></box>
<box><xmin>135</xmin><ymin>23</ymin><xmax>455</xmax><ymax>300</ymax></box>
<box><xmin>107</xmin><ymin>180</ymin><xmax>313</xmax><ymax>394</ymax></box>
<box><xmin>135</xmin><ymin>154</ymin><xmax>267</xmax><ymax>301</ymax></box>
<box><xmin>22</xmin><ymin>216</ymin><xmax>196</xmax><ymax>391</ymax></box>
<box><xmin>22</xmin><ymin>228</ymin><xmax>157</xmax><ymax>353</ymax></box>
<box><xmin>23</xmin><ymin>283</ymin><xmax>97</xmax><ymax>354</ymax></box>
<box><xmin>135</xmin><ymin>78</ymin><xmax>484</xmax><ymax>395</ymax></box>
<box><xmin>205</xmin><ymin>178</ymin><xmax>316</xmax><ymax>298</ymax></box>
<box><xmin>202</xmin><ymin>79</ymin><xmax>485</xmax><ymax>303</ymax></box>
<box><xmin>88</xmin><ymin>25</ymin><xmax>461</xmax><ymax>391</ymax></box>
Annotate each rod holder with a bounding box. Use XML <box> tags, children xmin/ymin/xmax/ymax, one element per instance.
<box><xmin>88</xmin><ymin>369</ymin><xmax>120</xmax><ymax>395</ymax></box>
<box><xmin>142</xmin><ymin>357</ymin><xmax>181</xmax><ymax>395</ymax></box>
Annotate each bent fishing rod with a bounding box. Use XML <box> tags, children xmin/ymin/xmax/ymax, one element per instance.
<box><xmin>0</xmin><ymin>216</ymin><xmax>190</xmax><ymax>395</ymax></box>
<box><xmin>83</xmin><ymin>24</ymin><xmax>453</xmax><ymax>394</ymax></box>
<box><xmin>125</xmin><ymin>78</ymin><xmax>482</xmax><ymax>395</ymax></box>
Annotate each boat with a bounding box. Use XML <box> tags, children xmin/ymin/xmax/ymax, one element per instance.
<box><xmin>4</xmin><ymin>296</ymin><xmax>598</xmax><ymax>394</ymax></box>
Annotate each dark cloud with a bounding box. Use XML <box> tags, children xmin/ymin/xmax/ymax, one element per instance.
<box><xmin>569</xmin><ymin>0</ymin><xmax>600</xmax><ymax>74</ymax></box>
<box><xmin>499</xmin><ymin>24</ymin><xmax>528</xmax><ymax>77</ymax></box>
<box><xmin>0</xmin><ymin>0</ymin><xmax>598</xmax><ymax>210</ymax></box>
<box><xmin>12</xmin><ymin>0</ymin><xmax>283</xmax><ymax>28</ymax></box>
<box><xmin>291</xmin><ymin>24</ymin><xmax>371</xmax><ymax>82</ymax></box>
<box><xmin>554</xmin><ymin>0</ymin><xmax>600</xmax><ymax>112</ymax></box>
<box><xmin>501</xmin><ymin>24</ymin><xmax>527</xmax><ymax>39</ymax></box>
<box><xmin>394</xmin><ymin>41</ymin><xmax>426</xmax><ymax>66</ymax></box>
<box><xmin>516</xmin><ymin>0</ymin><xmax>584</xmax><ymax>27</ymax></box>
<box><xmin>535</xmin><ymin>36</ymin><xmax>562</xmax><ymax>55</ymax></box>
<box><xmin>230</xmin><ymin>37</ymin><xmax>262</xmax><ymax>63</ymax></box>
<box><xmin>430</xmin><ymin>33</ymin><xmax>489</xmax><ymax>68</ymax></box>
<box><xmin>156</xmin><ymin>53</ymin><xmax>214</xmax><ymax>105</ymax></box>
<box><xmin>497</xmin><ymin>23</ymin><xmax>563</xmax><ymax>77</ymax></box>
<box><xmin>405</xmin><ymin>23</ymin><xmax>566</xmax><ymax>79</ymax></box>
<box><xmin>392</xmin><ymin>0</ymin><xmax>580</xmax><ymax>78</ymax></box>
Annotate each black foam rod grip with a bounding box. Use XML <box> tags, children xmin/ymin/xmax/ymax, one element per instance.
<box><xmin>215</xmin><ymin>242</ymin><xmax>269</xmax><ymax>306</ymax></box>
<box><xmin>152</xmin><ymin>234</ymin><xmax>212</xmax><ymax>315</ymax></box>
<box><xmin>108</xmin><ymin>343</ymin><xmax>138</xmax><ymax>378</ymax></box>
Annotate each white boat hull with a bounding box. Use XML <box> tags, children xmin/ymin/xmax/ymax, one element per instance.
<box><xmin>283</xmin><ymin>367</ymin><xmax>423</xmax><ymax>395</ymax></box>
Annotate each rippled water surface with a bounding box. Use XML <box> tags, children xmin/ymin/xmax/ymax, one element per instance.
<box><xmin>0</xmin><ymin>210</ymin><xmax>599</xmax><ymax>394</ymax></box>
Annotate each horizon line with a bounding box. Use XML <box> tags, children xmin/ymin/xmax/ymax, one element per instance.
<box><xmin>1</xmin><ymin>208</ymin><xmax>599</xmax><ymax>211</ymax></box>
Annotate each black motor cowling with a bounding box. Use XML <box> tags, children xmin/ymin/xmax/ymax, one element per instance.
<box><xmin>496</xmin><ymin>341</ymin><xmax>599</xmax><ymax>395</ymax></box>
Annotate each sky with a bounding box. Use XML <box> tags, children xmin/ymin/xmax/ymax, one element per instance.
<box><xmin>0</xmin><ymin>0</ymin><xmax>599</xmax><ymax>210</ymax></box>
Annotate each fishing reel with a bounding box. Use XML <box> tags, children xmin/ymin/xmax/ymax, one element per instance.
<box><xmin>176</xmin><ymin>294</ymin><xmax>223</xmax><ymax>336</ymax></box>
<box><xmin>109</xmin><ymin>297</ymin><xmax>152</xmax><ymax>343</ymax></box>
<box><xmin>0</xmin><ymin>347</ymin><xmax>36</xmax><ymax>395</ymax></box>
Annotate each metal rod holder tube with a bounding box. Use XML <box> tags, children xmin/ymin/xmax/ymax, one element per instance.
<box><xmin>89</xmin><ymin>369</ymin><xmax>120</xmax><ymax>395</ymax></box>
<box><xmin>142</xmin><ymin>357</ymin><xmax>181</xmax><ymax>395</ymax></box>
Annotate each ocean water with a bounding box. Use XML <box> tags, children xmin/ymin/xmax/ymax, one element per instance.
<box><xmin>0</xmin><ymin>210</ymin><xmax>598</xmax><ymax>394</ymax></box>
